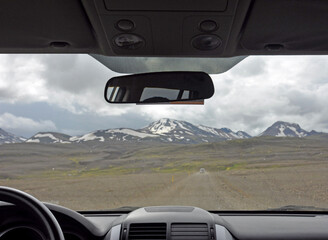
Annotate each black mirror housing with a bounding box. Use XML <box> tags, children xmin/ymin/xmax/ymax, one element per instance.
<box><xmin>104</xmin><ymin>72</ymin><xmax>214</xmax><ymax>104</ymax></box>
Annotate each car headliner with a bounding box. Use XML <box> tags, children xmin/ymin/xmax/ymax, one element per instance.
<box><xmin>0</xmin><ymin>0</ymin><xmax>327</xmax><ymax>72</ymax></box>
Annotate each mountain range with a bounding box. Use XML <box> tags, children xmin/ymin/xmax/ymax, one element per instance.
<box><xmin>0</xmin><ymin>128</ymin><xmax>26</xmax><ymax>144</ymax></box>
<box><xmin>0</xmin><ymin>119</ymin><xmax>326</xmax><ymax>145</ymax></box>
<box><xmin>259</xmin><ymin>121</ymin><xmax>321</xmax><ymax>138</ymax></box>
<box><xmin>26</xmin><ymin>118</ymin><xmax>251</xmax><ymax>144</ymax></box>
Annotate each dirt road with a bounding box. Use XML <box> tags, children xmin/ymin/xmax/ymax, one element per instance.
<box><xmin>2</xmin><ymin>164</ymin><xmax>328</xmax><ymax>210</ymax></box>
<box><xmin>127</xmin><ymin>171</ymin><xmax>266</xmax><ymax>210</ymax></box>
<box><xmin>128</xmin><ymin>166</ymin><xmax>328</xmax><ymax>210</ymax></box>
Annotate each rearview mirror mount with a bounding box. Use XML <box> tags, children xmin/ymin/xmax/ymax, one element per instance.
<box><xmin>104</xmin><ymin>72</ymin><xmax>214</xmax><ymax>104</ymax></box>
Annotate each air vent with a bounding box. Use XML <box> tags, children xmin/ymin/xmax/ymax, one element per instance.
<box><xmin>128</xmin><ymin>223</ymin><xmax>167</xmax><ymax>240</ymax></box>
<box><xmin>171</xmin><ymin>223</ymin><xmax>209</xmax><ymax>240</ymax></box>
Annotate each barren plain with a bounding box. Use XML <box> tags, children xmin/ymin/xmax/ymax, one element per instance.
<box><xmin>1</xmin><ymin>136</ymin><xmax>328</xmax><ymax>210</ymax></box>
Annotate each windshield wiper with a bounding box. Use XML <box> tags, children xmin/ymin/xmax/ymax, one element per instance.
<box><xmin>267</xmin><ymin>205</ymin><xmax>328</xmax><ymax>211</ymax></box>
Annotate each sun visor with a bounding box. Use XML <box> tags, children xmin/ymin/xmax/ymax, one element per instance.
<box><xmin>241</xmin><ymin>0</ymin><xmax>328</xmax><ymax>52</ymax></box>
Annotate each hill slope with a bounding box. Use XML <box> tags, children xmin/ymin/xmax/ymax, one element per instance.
<box><xmin>260</xmin><ymin>121</ymin><xmax>322</xmax><ymax>137</ymax></box>
<box><xmin>0</xmin><ymin>128</ymin><xmax>26</xmax><ymax>144</ymax></box>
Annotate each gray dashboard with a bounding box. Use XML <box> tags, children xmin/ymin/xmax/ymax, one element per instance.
<box><xmin>81</xmin><ymin>206</ymin><xmax>328</xmax><ymax>240</ymax></box>
<box><xmin>1</xmin><ymin>203</ymin><xmax>328</xmax><ymax>240</ymax></box>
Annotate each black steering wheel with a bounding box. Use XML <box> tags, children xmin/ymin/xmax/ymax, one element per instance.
<box><xmin>0</xmin><ymin>186</ymin><xmax>65</xmax><ymax>240</ymax></box>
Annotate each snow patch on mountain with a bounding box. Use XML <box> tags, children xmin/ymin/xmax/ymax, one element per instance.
<box><xmin>236</xmin><ymin>131</ymin><xmax>251</xmax><ymax>138</ymax></box>
<box><xmin>0</xmin><ymin>128</ymin><xmax>26</xmax><ymax>144</ymax></box>
<box><xmin>197</xmin><ymin>125</ymin><xmax>220</xmax><ymax>136</ymax></box>
<box><xmin>33</xmin><ymin>133</ymin><xmax>71</xmax><ymax>143</ymax></box>
<box><xmin>27</xmin><ymin>139</ymin><xmax>40</xmax><ymax>143</ymax></box>
<box><xmin>260</xmin><ymin>121</ymin><xmax>312</xmax><ymax>138</ymax></box>
<box><xmin>70</xmin><ymin>133</ymin><xmax>104</xmax><ymax>142</ymax></box>
<box><xmin>146</xmin><ymin>118</ymin><xmax>180</xmax><ymax>135</ymax></box>
<box><xmin>27</xmin><ymin>132</ymin><xmax>72</xmax><ymax>144</ymax></box>
<box><xmin>106</xmin><ymin>129</ymin><xmax>158</xmax><ymax>138</ymax></box>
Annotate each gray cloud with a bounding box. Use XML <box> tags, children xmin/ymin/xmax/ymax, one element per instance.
<box><xmin>39</xmin><ymin>55</ymin><xmax>111</xmax><ymax>93</ymax></box>
<box><xmin>0</xmin><ymin>112</ymin><xmax>57</xmax><ymax>137</ymax></box>
<box><xmin>0</xmin><ymin>54</ymin><xmax>136</xmax><ymax>115</ymax></box>
<box><xmin>229</xmin><ymin>57</ymin><xmax>267</xmax><ymax>77</ymax></box>
<box><xmin>1</xmin><ymin>55</ymin><xmax>328</xmax><ymax>136</ymax></box>
<box><xmin>137</xmin><ymin>56</ymin><xmax>328</xmax><ymax>135</ymax></box>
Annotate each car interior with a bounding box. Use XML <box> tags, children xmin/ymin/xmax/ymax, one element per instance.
<box><xmin>1</xmin><ymin>1</ymin><xmax>328</xmax><ymax>240</ymax></box>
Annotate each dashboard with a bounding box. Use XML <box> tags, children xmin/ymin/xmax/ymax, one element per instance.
<box><xmin>1</xmin><ymin>203</ymin><xmax>328</xmax><ymax>240</ymax></box>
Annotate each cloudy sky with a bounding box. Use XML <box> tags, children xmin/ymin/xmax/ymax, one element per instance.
<box><xmin>0</xmin><ymin>54</ymin><xmax>328</xmax><ymax>138</ymax></box>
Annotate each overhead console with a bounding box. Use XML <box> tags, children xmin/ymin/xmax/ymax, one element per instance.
<box><xmin>94</xmin><ymin>0</ymin><xmax>241</xmax><ymax>56</ymax></box>
<box><xmin>1</xmin><ymin>0</ymin><xmax>327</xmax><ymax>56</ymax></box>
<box><xmin>103</xmin><ymin>0</ymin><xmax>228</xmax><ymax>11</ymax></box>
<box><xmin>90</xmin><ymin>0</ymin><xmax>328</xmax><ymax>57</ymax></box>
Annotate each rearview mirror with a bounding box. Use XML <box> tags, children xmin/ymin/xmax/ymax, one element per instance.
<box><xmin>104</xmin><ymin>72</ymin><xmax>214</xmax><ymax>104</ymax></box>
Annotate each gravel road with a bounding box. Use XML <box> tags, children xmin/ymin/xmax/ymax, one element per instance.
<box><xmin>128</xmin><ymin>171</ymin><xmax>267</xmax><ymax>210</ymax></box>
<box><xmin>2</xmin><ymin>164</ymin><xmax>328</xmax><ymax>210</ymax></box>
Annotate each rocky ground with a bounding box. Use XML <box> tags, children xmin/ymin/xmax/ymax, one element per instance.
<box><xmin>1</xmin><ymin>161</ymin><xmax>327</xmax><ymax>211</ymax></box>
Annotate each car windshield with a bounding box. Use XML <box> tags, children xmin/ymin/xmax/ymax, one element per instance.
<box><xmin>1</xmin><ymin>54</ymin><xmax>328</xmax><ymax>211</ymax></box>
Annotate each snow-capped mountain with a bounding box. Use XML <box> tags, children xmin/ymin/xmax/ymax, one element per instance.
<box><xmin>0</xmin><ymin>128</ymin><xmax>26</xmax><ymax>144</ymax></box>
<box><xmin>220</xmin><ymin>128</ymin><xmax>252</xmax><ymax>139</ymax></box>
<box><xmin>27</xmin><ymin>132</ymin><xmax>72</xmax><ymax>144</ymax></box>
<box><xmin>24</xmin><ymin>119</ymin><xmax>251</xmax><ymax>145</ymax></box>
<box><xmin>259</xmin><ymin>121</ymin><xmax>316</xmax><ymax>138</ymax></box>
<box><xmin>141</xmin><ymin>118</ymin><xmax>251</xmax><ymax>143</ymax></box>
<box><xmin>70</xmin><ymin>128</ymin><xmax>159</xmax><ymax>143</ymax></box>
<box><xmin>13</xmin><ymin>119</ymin><xmax>326</xmax><ymax>145</ymax></box>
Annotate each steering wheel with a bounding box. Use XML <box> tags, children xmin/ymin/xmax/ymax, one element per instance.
<box><xmin>0</xmin><ymin>186</ymin><xmax>65</xmax><ymax>240</ymax></box>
